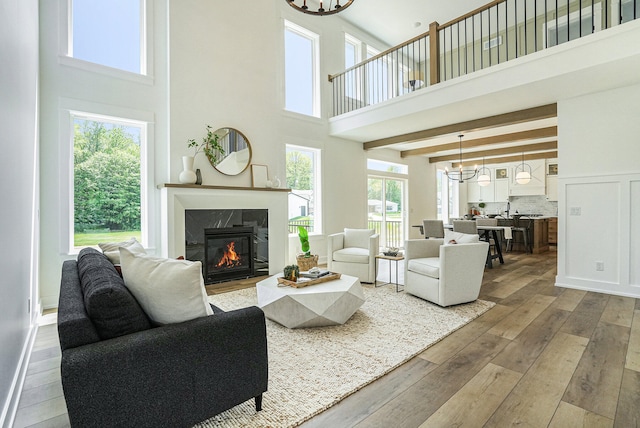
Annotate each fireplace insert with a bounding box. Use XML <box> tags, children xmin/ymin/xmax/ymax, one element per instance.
<box><xmin>204</xmin><ymin>227</ymin><xmax>254</xmax><ymax>283</ymax></box>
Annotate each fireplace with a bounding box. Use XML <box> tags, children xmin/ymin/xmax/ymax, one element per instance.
<box><xmin>204</xmin><ymin>227</ymin><xmax>254</xmax><ymax>283</ymax></box>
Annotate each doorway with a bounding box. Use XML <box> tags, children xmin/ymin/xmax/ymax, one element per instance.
<box><xmin>367</xmin><ymin>176</ymin><xmax>407</xmax><ymax>249</ymax></box>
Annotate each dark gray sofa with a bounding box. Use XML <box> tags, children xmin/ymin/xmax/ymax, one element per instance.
<box><xmin>57</xmin><ymin>248</ymin><xmax>268</xmax><ymax>428</ymax></box>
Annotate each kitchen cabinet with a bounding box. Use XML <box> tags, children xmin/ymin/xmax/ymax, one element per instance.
<box><xmin>548</xmin><ymin>217</ymin><xmax>557</xmax><ymax>245</ymax></box>
<box><xmin>494</xmin><ymin>176</ymin><xmax>509</xmax><ymax>202</ymax></box>
<box><xmin>546</xmin><ymin>175</ymin><xmax>558</xmax><ymax>201</ymax></box>
<box><xmin>531</xmin><ymin>218</ymin><xmax>550</xmax><ymax>254</ymax></box>
<box><xmin>509</xmin><ymin>159</ymin><xmax>546</xmax><ymax>196</ymax></box>
<box><xmin>466</xmin><ymin>177</ymin><xmax>495</xmax><ymax>203</ymax></box>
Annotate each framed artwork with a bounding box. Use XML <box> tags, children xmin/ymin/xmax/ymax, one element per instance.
<box><xmin>496</xmin><ymin>168</ymin><xmax>508</xmax><ymax>179</ymax></box>
<box><xmin>251</xmin><ymin>164</ymin><xmax>269</xmax><ymax>187</ymax></box>
<box><xmin>548</xmin><ymin>163</ymin><xmax>558</xmax><ymax>175</ymax></box>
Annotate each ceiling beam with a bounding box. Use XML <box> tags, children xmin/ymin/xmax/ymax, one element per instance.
<box><xmin>401</xmin><ymin>127</ymin><xmax>557</xmax><ymax>158</ymax></box>
<box><xmin>428</xmin><ymin>141</ymin><xmax>558</xmax><ymax>163</ymax></box>
<box><xmin>451</xmin><ymin>151</ymin><xmax>557</xmax><ymax>167</ymax></box>
<box><xmin>364</xmin><ymin>103</ymin><xmax>557</xmax><ymax>150</ymax></box>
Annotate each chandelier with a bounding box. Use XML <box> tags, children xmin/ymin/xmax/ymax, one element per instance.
<box><xmin>515</xmin><ymin>152</ymin><xmax>532</xmax><ymax>184</ymax></box>
<box><xmin>445</xmin><ymin>134</ymin><xmax>478</xmax><ymax>183</ymax></box>
<box><xmin>286</xmin><ymin>0</ymin><xmax>355</xmax><ymax>16</ymax></box>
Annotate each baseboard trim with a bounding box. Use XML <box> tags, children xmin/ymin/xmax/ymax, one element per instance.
<box><xmin>0</xmin><ymin>323</ymin><xmax>38</xmax><ymax>428</ymax></box>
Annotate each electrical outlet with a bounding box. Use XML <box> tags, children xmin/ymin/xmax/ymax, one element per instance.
<box><xmin>570</xmin><ymin>207</ymin><xmax>582</xmax><ymax>216</ymax></box>
<box><xmin>596</xmin><ymin>261</ymin><xmax>604</xmax><ymax>271</ymax></box>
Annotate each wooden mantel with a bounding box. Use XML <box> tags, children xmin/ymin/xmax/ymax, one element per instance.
<box><xmin>158</xmin><ymin>183</ymin><xmax>290</xmax><ymax>192</ymax></box>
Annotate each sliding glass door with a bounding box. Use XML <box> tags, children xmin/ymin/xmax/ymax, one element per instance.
<box><xmin>367</xmin><ymin>176</ymin><xmax>406</xmax><ymax>249</ymax></box>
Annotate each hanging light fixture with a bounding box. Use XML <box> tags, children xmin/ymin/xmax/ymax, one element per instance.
<box><xmin>286</xmin><ymin>0</ymin><xmax>355</xmax><ymax>16</ymax></box>
<box><xmin>445</xmin><ymin>134</ymin><xmax>478</xmax><ymax>183</ymax></box>
<box><xmin>515</xmin><ymin>152</ymin><xmax>532</xmax><ymax>184</ymax></box>
<box><xmin>477</xmin><ymin>157</ymin><xmax>491</xmax><ymax>187</ymax></box>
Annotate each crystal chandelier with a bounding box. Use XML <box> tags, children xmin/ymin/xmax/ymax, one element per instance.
<box><xmin>286</xmin><ymin>0</ymin><xmax>355</xmax><ymax>16</ymax></box>
<box><xmin>515</xmin><ymin>152</ymin><xmax>532</xmax><ymax>184</ymax></box>
<box><xmin>445</xmin><ymin>135</ymin><xmax>478</xmax><ymax>183</ymax></box>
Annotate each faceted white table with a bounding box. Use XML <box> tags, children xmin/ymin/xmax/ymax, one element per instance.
<box><xmin>256</xmin><ymin>273</ymin><xmax>365</xmax><ymax>328</ymax></box>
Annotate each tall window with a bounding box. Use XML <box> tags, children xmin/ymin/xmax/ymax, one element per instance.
<box><xmin>71</xmin><ymin>113</ymin><xmax>146</xmax><ymax>249</ymax></box>
<box><xmin>437</xmin><ymin>169</ymin><xmax>458</xmax><ymax>222</ymax></box>
<box><xmin>345</xmin><ymin>34</ymin><xmax>363</xmax><ymax>103</ymax></box>
<box><xmin>284</xmin><ymin>21</ymin><xmax>320</xmax><ymax>117</ymax></box>
<box><xmin>286</xmin><ymin>145</ymin><xmax>321</xmax><ymax>234</ymax></box>
<box><xmin>69</xmin><ymin>0</ymin><xmax>146</xmax><ymax>74</ymax></box>
<box><xmin>367</xmin><ymin>160</ymin><xmax>408</xmax><ymax>249</ymax></box>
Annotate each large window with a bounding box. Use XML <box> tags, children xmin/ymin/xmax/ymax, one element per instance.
<box><xmin>71</xmin><ymin>113</ymin><xmax>147</xmax><ymax>249</ymax></box>
<box><xmin>367</xmin><ymin>160</ymin><xmax>408</xmax><ymax>249</ymax></box>
<box><xmin>69</xmin><ymin>0</ymin><xmax>146</xmax><ymax>74</ymax></box>
<box><xmin>284</xmin><ymin>21</ymin><xmax>320</xmax><ymax>117</ymax></box>
<box><xmin>345</xmin><ymin>33</ymin><xmax>363</xmax><ymax>103</ymax></box>
<box><xmin>437</xmin><ymin>169</ymin><xmax>458</xmax><ymax>222</ymax></box>
<box><xmin>286</xmin><ymin>145</ymin><xmax>321</xmax><ymax>234</ymax></box>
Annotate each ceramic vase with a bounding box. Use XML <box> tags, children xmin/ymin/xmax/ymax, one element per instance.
<box><xmin>179</xmin><ymin>156</ymin><xmax>197</xmax><ymax>184</ymax></box>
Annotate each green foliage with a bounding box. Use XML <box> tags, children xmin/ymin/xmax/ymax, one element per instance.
<box><xmin>73</xmin><ymin>120</ymin><xmax>141</xmax><ymax>235</ymax></box>
<box><xmin>286</xmin><ymin>151</ymin><xmax>312</xmax><ymax>190</ymax></box>
<box><xmin>187</xmin><ymin>125</ymin><xmax>225</xmax><ymax>164</ymax></box>
<box><xmin>298</xmin><ymin>226</ymin><xmax>310</xmax><ymax>256</ymax></box>
<box><xmin>283</xmin><ymin>264</ymin><xmax>299</xmax><ymax>281</ymax></box>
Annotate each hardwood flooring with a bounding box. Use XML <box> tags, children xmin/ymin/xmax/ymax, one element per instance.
<box><xmin>13</xmin><ymin>251</ymin><xmax>640</xmax><ymax>427</ymax></box>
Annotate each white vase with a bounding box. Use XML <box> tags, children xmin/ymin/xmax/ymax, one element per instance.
<box><xmin>179</xmin><ymin>156</ymin><xmax>197</xmax><ymax>184</ymax></box>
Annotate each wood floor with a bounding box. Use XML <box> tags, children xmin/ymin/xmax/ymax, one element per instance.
<box><xmin>13</xmin><ymin>250</ymin><xmax>640</xmax><ymax>427</ymax></box>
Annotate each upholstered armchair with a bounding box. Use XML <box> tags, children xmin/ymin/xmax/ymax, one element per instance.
<box><xmin>327</xmin><ymin>228</ymin><xmax>379</xmax><ymax>283</ymax></box>
<box><xmin>404</xmin><ymin>238</ymin><xmax>489</xmax><ymax>307</ymax></box>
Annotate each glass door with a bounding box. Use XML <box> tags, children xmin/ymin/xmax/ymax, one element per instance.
<box><xmin>367</xmin><ymin>176</ymin><xmax>406</xmax><ymax>249</ymax></box>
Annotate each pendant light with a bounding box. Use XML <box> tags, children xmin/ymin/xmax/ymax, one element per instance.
<box><xmin>445</xmin><ymin>135</ymin><xmax>478</xmax><ymax>183</ymax></box>
<box><xmin>515</xmin><ymin>152</ymin><xmax>532</xmax><ymax>184</ymax></box>
<box><xmin>477</xmin><ymin>157</ymin><xmax>491</xmax><ymax>187</ymax></box>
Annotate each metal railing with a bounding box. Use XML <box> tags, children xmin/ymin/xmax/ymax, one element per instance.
<box><xmin>288</xmin><ymin>219</ymin><xmax>313</xmax><ymax>234</ymax></box>
<box><xmin>368</xmin><ymin>220</ymin><xmax>403</xmax><ymax>248</ymax></box>
<box><xmin>329</xmin><ymin>0</ymin><xmax>638</xmax><ymax>116</ymax></box>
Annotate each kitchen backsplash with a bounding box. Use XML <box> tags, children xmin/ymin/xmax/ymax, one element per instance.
<box><xmin>470</xmin><ymin>195</ymin><xmax>558</xmax><ymax>216</ymax></box>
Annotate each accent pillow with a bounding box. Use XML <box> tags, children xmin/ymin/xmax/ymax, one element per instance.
<box><xmin>76</xmin><ymin>248</ymin><xmax>151</xmax><ymax>340</ymax></box>
<box><xmin>99</xmin><ymin>237</ymin><xmax>146</xmax><ymax>265</ymax></box>
<box><xmin>119</xmin><ymin>248</ymin><xmax>213</xmax><ymax>324</ymax></box>
<box><xmin>344</xmin><ymin>228</ymin><xmax>374</xmax><ymax>249</ymax></box>
<box><xmin>444</xmin><ymin>230</ymin><xmax>480</xmax><ymax>244</ymax></box>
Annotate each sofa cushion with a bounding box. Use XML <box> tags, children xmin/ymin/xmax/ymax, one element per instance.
<box><xmin>344</xmin><ymin>228</ymin><xmax>373</xmax><ymax>249</ymax></box>
<box><xmin>333</xmin><ymin>247</ymin><xmax>370</xmax><ymax>264</ymax></box>
<box><xmin>444</xmin><ymin>230</ymin><xmax>480</xmax><ymax>244</ymax></box>
<box><xmin>76</xmin><ymin>247</ymin><xmax>152</xmax><ymax>340</ymax></box>
<box><xmin>98</xmin><ymin>237</ymin><xmax>146</xmax><ymax>265</ymax></box>
<box><xmin>119</xmin><ymin>248</ymin><xmax>214</xmax><ymax>325</ymax></box>
<box><xmin>407</xmin><ymin>257</ymin><xmax>440</xmax><ymax>279</ymax></box>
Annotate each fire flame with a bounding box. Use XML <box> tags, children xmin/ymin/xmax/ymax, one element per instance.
<box><xmin>216</xmin><ymin>241</ymin><xmax>242</xmax><ymax>268</ymax></box>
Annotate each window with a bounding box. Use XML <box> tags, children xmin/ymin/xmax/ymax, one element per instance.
<box><xmin>367</xmin><ymin>160</ymin><xmax>408</xmax><ymax>248</ymax></box>
<box><xmin>71</xmin><ymin>112</ymin><xmax>147</xmax><ymax>249</ymax></box>
<box><xmin>69</xmin><ymin>0</ymin><xmax>146</xmax><ymax>74</ymax></box>
<box><xmin>286</xmin><ymin>145</ymin><xmax>321</xmax><ymax>234</ymax></box>
<box><xmin>345</xmin><ymin>34</ymin><xmax>363</xmax><ymax>102</ymax></box>
<box><xmin>284</xmin><ymin>21</ymin><xmax>320</xmax><ymax>117</ymax></box>
<box><xmin>437</xmin><ymin>169</ymin><xmax>458</xmax><ymax>222</ymax></box>
<box><xmin>367</xmin><ymin>159</ymin><xmax>408</xmax><ymax>175</ymax></box>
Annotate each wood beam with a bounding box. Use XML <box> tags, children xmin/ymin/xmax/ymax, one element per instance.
<box><xmin>428</xmin><ymin>141</ymin><xmax>557</xmax><ymax>163</ymax></box>
<box><xmin>364</xmin><ymin>103</ymin><xmax>557</xmax><ymax>150</ymax></box>
<box><xmin>401</xmin><ymin>127</ymin><xmax>557</xmax><ymax>158</ymax></box>
<box><xmin>451</xmin><ymin>151</ymin><xmax>557</xmax><ymax>167</ymax></box>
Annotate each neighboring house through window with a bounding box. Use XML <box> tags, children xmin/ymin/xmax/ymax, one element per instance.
<box><xmin>286</xmin><ymin>145</ymin><xmax>321</xmax><ymax>235</ymax></box>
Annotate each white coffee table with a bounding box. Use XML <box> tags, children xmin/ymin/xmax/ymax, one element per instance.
<box><xmin>256</xmin><ymin>273</ymin><xmax>365</xmax><ymax>328</ymax></box>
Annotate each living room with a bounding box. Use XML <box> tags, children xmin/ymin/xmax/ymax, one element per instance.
<box><xmin>2</xmin><ymin>0</ymin><xmax>640</xmax><ymax>426</ymax></box>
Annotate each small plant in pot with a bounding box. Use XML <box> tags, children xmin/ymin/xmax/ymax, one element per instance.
<box><xmin>187</xmin><ymin>125</ymin><xmax>226</xmax><ymax>164</ymax></box>
<box><xmin>283</xmin><ymin>264</ymin><xmax>299</xmax><ymax>282</ymax></box>
<box><xmin>296</xmin><ymin>226</ymin><xmax>319</xmax><ymax>271</ymax></box>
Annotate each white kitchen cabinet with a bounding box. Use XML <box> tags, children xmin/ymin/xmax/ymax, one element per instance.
<box><xmin>509</xmin><ymin>159</ymin><xmax>546</xmax><ymax>196</ymax></box>
<box><xmin>466</xmin><ymin>176</ymin><xmax>495</xmax><ymax>202</ymax></box>
<box><xmin>546</xmin><ymin>175</ymin><xmax>558</xmax><ymax>201</ymax></box>
<box><xmin>495</xmin><ymin>176</ymin><xmax>509</xmax><ymax>202</ymax></box>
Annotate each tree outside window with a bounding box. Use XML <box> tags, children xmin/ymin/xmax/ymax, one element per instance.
<box><xmin>287</xmin><ymin>145</ymin><xmax>321</xmax><ymax>234</ymax></box>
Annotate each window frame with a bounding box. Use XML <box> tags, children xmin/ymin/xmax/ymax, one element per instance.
<box><xmin>283</xmin><ymin>20</ymin><xmax>321</xmax><ymax>118</ymax></box>
<box><xmin>286</xmin><ymin>144</ymin><xmax>322</xmax><ymax>236</ymax></box>
<box><xmin>59</xmin><ymin>99</ymin><xmax>155</xmax><ymax>254</ymax></box>
<box><xmin>60</xmin><ymin>0</ymin><xmax>152</xmax><ymax>84</ymax></box>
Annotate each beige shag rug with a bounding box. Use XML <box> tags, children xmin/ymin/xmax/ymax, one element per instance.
<box><xmin>196</xmin><ymin>284</ymin><xmax>494</xmax><ymax>428</ymax></box>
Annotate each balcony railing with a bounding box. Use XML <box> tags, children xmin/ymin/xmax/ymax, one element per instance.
<box><xmin>368</xmin><ymin>220</ymin><xmax>403</xmax><ymax>248</ymax></box>
<box><xmin>329</xmin><ymin>0</ymin><xmax>638</xmax><ymax>116</ymax></box>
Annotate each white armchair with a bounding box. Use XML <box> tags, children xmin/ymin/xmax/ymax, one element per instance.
<box><xmin>404</xmin><ymin>238</ymin><xmax>489</xmax><ymax>307</ymax></box>
<box><xmin>327</xmin><ymin>228</ymin><xmax>379</xmax><ymax>283</ymax></box>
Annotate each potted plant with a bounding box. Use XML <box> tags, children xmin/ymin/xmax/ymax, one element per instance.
<box><xmin>296</xmin><ymin>226</ymin><xmax>318</xmax><ymax>271</ymax></box>
<box><xmin>283</xmin><ymin>264</ymin><xmax>299</xmax><ymax>282</ymax></box>
<box><xmin>187</xmin><ymin>125</ymin><xmax>226</xmax><ymax>165</ymax></box>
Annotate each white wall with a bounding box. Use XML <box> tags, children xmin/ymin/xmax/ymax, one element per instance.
<box><xmin>38</xmin><ymin>0</ymin><xmax>169</xmax><ymax>308</ymax></box>
<box><xmin>557</xmin><ymin>83</ymin><xmax>640</xmax><ymax>297</ymax></box>
<box><xmin>0</xmin><ymin>0</ymin><xmax>39</xmax><ymax>424</ymax></box>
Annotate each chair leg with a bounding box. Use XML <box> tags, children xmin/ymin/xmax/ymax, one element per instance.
<box><xmin>255</xmin><ymin>394</ymin><xmax>263</xmax><ymax>412</ymax></box>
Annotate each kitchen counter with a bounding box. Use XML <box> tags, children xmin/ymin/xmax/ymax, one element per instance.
<box><xmin>496</xmin><ymin>216</ymin><xmax>557</xmax><ymax>253</ymax></box>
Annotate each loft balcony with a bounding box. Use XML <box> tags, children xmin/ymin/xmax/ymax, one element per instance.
<box><xmin>329</xmin><ymin>0</ymin><xmax>640</xmax><ymax>146</ymax></box>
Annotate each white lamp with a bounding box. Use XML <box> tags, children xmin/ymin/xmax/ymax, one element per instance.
<box><xmin>477</xmin><ymin>157</ymin><xmax>491</xmax><ymax>187</ymax></box>
<box><xmin>514</xmin><ymin>152</ymin><xmax>532</xmax><ymax>184</ymax></box>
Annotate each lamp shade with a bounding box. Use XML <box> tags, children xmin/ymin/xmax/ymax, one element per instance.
<box><xmin>477</xmin><ymin>173</ymin><xmax>491</xmax><ymax>186</ymax></box>
<box><xmin>516</xmin><ymin>170</ymin><xmax>531</xmax><ymax>184</ymax></box>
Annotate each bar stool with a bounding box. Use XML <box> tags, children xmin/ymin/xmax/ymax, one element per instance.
<box><xmin>511</xmin><ymin>216</ymin><xmax>532</xmax><ymax>253</ymax></box>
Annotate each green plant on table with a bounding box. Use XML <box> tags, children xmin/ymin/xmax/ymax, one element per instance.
<box><xmin>298</xmin><ymin>226</ymin><xmax>311</xmax><ymax>257</ymax></box>
<box><xmin>283</xmin><ymin>264</ymin><xmax>299</xmax><ymax>281</ymax></box>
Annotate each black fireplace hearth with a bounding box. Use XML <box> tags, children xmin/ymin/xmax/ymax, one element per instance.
<box><xmin>204</xmin><ymin>227</ymin><xmax>254</xmax><ymax>283</ymax></box>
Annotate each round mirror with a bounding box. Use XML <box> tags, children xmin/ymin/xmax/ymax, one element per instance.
<box><xmin>208</xmin><ymin>128</ymin><xmax>252</xmax><ymax>176</ymax></box>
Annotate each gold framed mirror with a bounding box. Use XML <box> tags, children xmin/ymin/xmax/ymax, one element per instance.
<box><xmin>208</xmin><ymin>128</ymin><xmax>252</xmax><ymax>176</ymax></box>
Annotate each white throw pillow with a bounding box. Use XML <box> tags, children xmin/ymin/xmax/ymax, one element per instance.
<box><xmin>119</xmin><ymin>247</ymin><xmax>213</xmax><ymax>324</ymax></box>
<box><xmin>99</xmin><ymin>237</ymin><xmax>146</xmax><ymax>265</ymax></box>
<box><xmin>344</xmin><ymin>228</ymin><xmax>374</xmax><ymax>249</ymax></box>
<box><xmin>444</xmin><ymin>230</ymin><xmax>480</xmax><ymax>244</ymax></box>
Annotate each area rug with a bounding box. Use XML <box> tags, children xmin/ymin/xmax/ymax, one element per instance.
<box><xmin>196</xmin><ymin>284</ymin><xmax>494</xmax><ymax>428</ymax></box>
